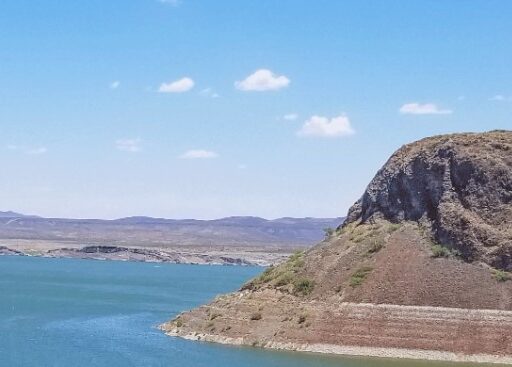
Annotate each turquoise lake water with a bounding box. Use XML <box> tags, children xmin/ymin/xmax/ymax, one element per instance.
<box><xmin>0</xmin><ymin>256</ymin><xmax>477</xmax><ymax>367</ymax></box>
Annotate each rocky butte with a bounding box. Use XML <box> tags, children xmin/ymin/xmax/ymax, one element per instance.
<box><xmin>161</xmin><ymin>130</ymin><xmax>512</xmax><ymax>364</ymax></box>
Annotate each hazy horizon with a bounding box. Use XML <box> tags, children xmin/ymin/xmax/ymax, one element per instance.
<box><xmin>0</xmin><ymin>208</ymin><xmax>345</xmax><ymax>221</ymax></box>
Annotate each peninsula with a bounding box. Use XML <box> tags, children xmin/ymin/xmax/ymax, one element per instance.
<box><xmin>161</xmin><ymin>130</ymin><xmax>512</xmax><ymax>363</ymax></box>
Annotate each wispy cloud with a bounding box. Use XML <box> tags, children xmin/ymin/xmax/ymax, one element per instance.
<box><xmin>199</xmin><ymin>88</ymin><xmax>220</xmax><ymax>98</ymax></box>
<box><xmin>297</xmin><ymin>115</ymin><xmax>355</xmax><ymax>138</ymax></box>
<box><xmin>159</xmin><ymin>0</ymin><xmax>181</xmax><ymax>6</ymax></box>
<box><xmin>283</xmin><ymin>113</ymin><xmax>298</xmax><ymax>121</ymax></box>
<box><xmin>235</xmin><ymin>69</ymin><xmax>290</xmax><ymax>91</ymax></box>
<box><xmin>489</xmin><ymin>95</ymin><xmax>512</xmax><ymax>102</ymax></box>
<box><xmin>158</xmin><ymin>77</ymin><xmax>194</xmax><ymax>93</ymax></box>
<box><xmin>179</xmin><ymin>149</ymin><xmax>218</xmax><ymax>159</ymax></box>
<box><xmin>109</xmin><ymin>81</ymin><xmax>120</xmax><ymax>89</ymax></box>
<box><xmin>116</xmin><ymin>138</ymin><xmax>142</xmax><ymax>152</ymax></box>
<box><xmin>26</xmin><ymin>147</ymin><xmax>48</xmax><ymax>155</ymax></box>
<box><xmin>7</xmin><ymin>144</ymin><xmax>47</xmax><ymax>155</ymax></box>
<box><xmin>399</xmin><ymin>102</ymin><xmax>452</xmax><ymax>115</ymax></box>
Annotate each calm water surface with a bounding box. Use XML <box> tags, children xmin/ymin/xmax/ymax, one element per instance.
<box><xmin>0</xmin><ymin>256</ymin><xmax>482</xmax><ymax>367</ymax></box>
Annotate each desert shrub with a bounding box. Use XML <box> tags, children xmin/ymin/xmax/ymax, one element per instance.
<box><xmin>175</xmin><ymin>317</ymin><xmax>183</xmax><ymax>327</ymax></box>
<box><xmin>297</xmin><ymin>315</ymin><xmax>307</xmax><ymax>324</ymax></box>
<box><xmin>275</xmin><ymin>272</ymin><xmax>294</xmax><ymax>286</ymax></box>
<box><xmin>250</xmin><ymin>312</ymin><xmax>262</xmax><ymax>321</ymax></box>
<box><xmin>293</xmin><ymin>278</ymin><xmax>314</xmax><ymax>296</ymax></box>
<box><xmin>288</xmin><ymin>251</ymin><xmax>305</xmax><ymax>268</ymax></box>
<box><xmin>493</xmin><ymin>269</ymin><xmax>511</xmax><ymax>282</ymax></box>
<box><xmin>431</xmin><ymin>244</ymin><xmax>451</xmax><ymax>258</ymax></box>
<box><xmin>323</xmin><ymin>227</ymin><xmax>335</xmax><ymax>238</ymax></box>
<box><xmin>246</xmin><ymin>251</ymin><xmax>307</xmax><ymax>291</ymax></box>
<box><xmin>257</xmin><ymin>266</ymin><xmax>275</xmax><ymax>283</ymax></box>
<box><xmin>386</xmin><ymin>223</ymin><xmax>401</xmax><ymax>233</ymax></box>
<box><xmin>451</xmin><ymin>248</ymin><xmax>462</xmax><ymax>257</ymax></box>
<box><xmin>349</xmin><ymin>223</ymin><xmax>382</xmax><ymax>243</ymax></box>
<box><xmin>244</xmin><ymin>265</ymin><xmax>277</xmax><ymax>289</ymax></box>
<box><xmin>367</xmin><ymin>239</ymin><xmax>383</xmax><ymax>254</ymax></box>
<box><xmin>350</xmin><ymin>266</ymin><xmax>373</xmax><ymax>287</ymax></box>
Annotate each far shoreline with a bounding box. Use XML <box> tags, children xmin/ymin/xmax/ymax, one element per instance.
<box><xmin>0</xmin><ymin>244</ymin><xmax>292</xmax><ymax>267</ymax></box>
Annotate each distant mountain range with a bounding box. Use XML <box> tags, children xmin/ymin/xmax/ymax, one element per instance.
<box><xmin>0</xmin><ymin>211</ymin><xmax>344</xmax><ymax>248</ymax></box>
<box><xmin>0</xmin><ymin>211</ymin><xmax>40</xmax><ymax>219</ymax></box>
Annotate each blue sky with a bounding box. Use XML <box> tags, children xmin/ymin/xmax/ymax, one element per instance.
<box><xmin>0</xmin><ymin>0</ymin><xmax>511</xmax><ymax>219</ymax></box>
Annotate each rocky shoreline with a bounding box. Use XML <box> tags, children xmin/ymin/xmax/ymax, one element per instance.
<box><xmin>161</xmin><ymin>301</ymin><xmax>512</xmax><ymax>364</ymax></box>
<box><xmin>0</xmin><ymin>244</ymin><xmax>290</xmax><ymax>266</ymax></box>
<box><xmin>165</xmin><ymin>332</ymin><xmax>512</xmax><ymax>364</ymax></box>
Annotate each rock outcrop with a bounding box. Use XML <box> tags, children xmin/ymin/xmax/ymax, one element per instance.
<box><xmin>345</xmin><ymin>130</ymin><xmax>512</xmax><ymax>270</ymax></box>
<box><xmin>161</xmin><ymin>131</ymin><xmax>512</xmax><ymax>363</ymax></box>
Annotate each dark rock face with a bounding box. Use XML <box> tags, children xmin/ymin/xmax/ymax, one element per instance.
<box><xmin>0</xmin><ymin>246</ymin><xmax>23</xmax><ymax>256</ymax></box>
<box><xmin>345</xmin><ymin>130</ymin><xmax>512</xmax><ymax>270</ymax></box>
<box><xmin>80</xmin><ymin>245</ymin><xmax>126</xmax><ymax>253</ymax></box>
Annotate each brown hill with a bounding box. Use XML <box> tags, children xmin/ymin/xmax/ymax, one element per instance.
<box><xmin>161</xmin><ymin>131</ymin><xmax>512</xmax><ymax>363</ymax></box>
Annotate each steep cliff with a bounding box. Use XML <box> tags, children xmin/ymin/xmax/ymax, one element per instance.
<box><xmin>346</xmin><ymin>130</ymin><xmax>512</xmax><ymax>270</ymax></box>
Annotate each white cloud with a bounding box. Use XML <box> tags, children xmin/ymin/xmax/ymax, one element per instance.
<box><xmin>110</xmin><ymin>81</ymin><xmax>120</xmax><ymax>89</ymax></box>
<box><xmin>199</xmin><ymin>88</ymin><xmax>220</xmax><ymax>98</ymax></box>
<box><xmin>7</xmin><ymin>144</ymin><xmax>47</xmax><ymax>155</ymax></box>
<box><xmin>235</xmin><ymin>69</ymin><xmax>290</xmax><ymax>91</ymax></box>
<box><xmin>489</xmin><ymin>95</ymin><xmax>512</xmax><ymax>101</ymax></box>
<box><xmin>297</xmin><ymin>115</ymin><xmax>355</xmax><ymax>138</ymax></box>
<box><xmin>158</xmin><ymin>77</ymin><xmax>195</xmax><ymax>93</ymax></box>
<box><xmin>283</xmin><ymin>113</ymin><xmax>298</xmax><ymax>121</ymax></box>
<box><xmin>399</xmin><ymin>102</ymin><xmax>452</xmax><ymax>115</ymax></box>
<box><xmin>179</xmin><ymin>149</ymin><xmax>218</xmax><ymax>159</ymax></box>
<box><xmin>116</xmin><ymin>138</ymin><xmax>141</xmax><ymax>152</ymax></box>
